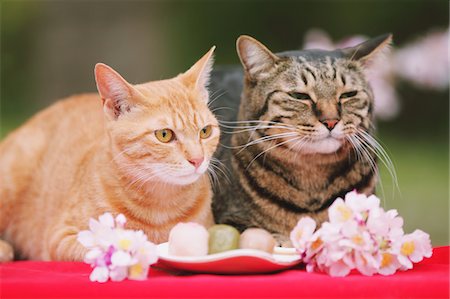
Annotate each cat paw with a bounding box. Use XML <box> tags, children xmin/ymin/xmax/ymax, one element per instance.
<box><xmin>0</xmin><ymin>240</ymin><xmax>14</xmax><ymax>262</ymax></box>
<box><xmin>272</xmin><ymin>233</ymin><xmax>293</xmax><ymax>248</ymax></box>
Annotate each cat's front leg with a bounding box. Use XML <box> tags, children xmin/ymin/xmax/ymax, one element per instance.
<box><xmin>0</xmin><ymin>239</ymin><xmax>14</xmax><ymax>262</ymax></box>
<box><xmin>47</xmin><ymin>227</ymin><xmax>87</xmax><ymax>261</ymax></box>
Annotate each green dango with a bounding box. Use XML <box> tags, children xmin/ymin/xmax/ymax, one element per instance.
<box><xmin>208</xmin><ymin>224</ymin><xmax>240</xmax><ymax>254</ymax></box>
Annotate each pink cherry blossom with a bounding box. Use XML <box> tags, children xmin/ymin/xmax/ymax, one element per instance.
<box><xmin>290</xmin><ymin>216</ymin><xmax>316</xmax><ymax>255</ymax></box>
<box><xmin>340</xmin><ymin>223</ymin><xmax>374</xmax><ymax>252</ymax></box>
<box><xmin>77</xmin><ymin>212</ymin><xmax>158</xmax><ymax>283</ymax></box>
<box><xmin>290</xmin><ymin>191</ymin><xmax>433</xmax><ymax>277</ymax></box>
<box><xmin>328</xmin><ymin>198</ymin><xmax>353</xmax><ymax>224</ymax></box>
<box><xmin>396</xmin><ymin>229</ymin><xmax>432</xmax><ymax>269</ymax></box>
<box><xmin>378</xmin><ymin>251</ymin><xmax>402</xmax><ymax>276</ymax></box>
<box><xmin>345</xmin><ymin>192</ymin><xmax>380</xmax><ymax>215</ymax></box>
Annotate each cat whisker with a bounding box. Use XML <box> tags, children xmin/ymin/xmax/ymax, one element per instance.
<box><xmin>220</xmin><ymin>125</ymin><xmax>297</xmax><ymax>134</ymax></box>
<box><xmin>350</xmin><ymin>134</ymin><xmax>378</xmax><ymax>173</ymax></box>
<box><xmin>127</xmin><ymin>171</ymin><xmax>159</xmax><ymax>191</ymax></box>
<box><xmin>129</xmin><ymin>167</ymin><xmax>160</xmax><ymax>186</ymax></box>
<box><xmin>207</xmin><ymin>167</ymin><xmax>220</xmax><ymax>190</ymax></box>
<box><xmin>355</xmin><ymin>130</ymin><xmax>399</xmax><ymax>196</ymax></box>
<box><xmin>295</xmin><ymin>136</ymin><xmax>312</xmax><ymax>159</ymax></box>
<box><xmin>290</xmin><ymin>136</ymin><xmax>311</xmax><ymax>161</ymax></box>
<box><xmin>211</xmin><ymin>106</ymin><xmax>235</xmax><ymax>114</ymax></box>
<box><xmin>357</xmin><ymin>130</ymin><xmax>398</xmax><ymax>180</ymax></box>
<box><xmin>218</xmin><ymin>119</ymin><xmax>292</xmax><ymax>127</ymax></box>
<box><xmin>110</xmin><ymin>148</ymin><xmax>132</xmax><ymax>164</ymax></box>
<box><xmin>117</xmin><ymin>162</ymin><xmax>170</xmax><ymax>191</ymax></box>
<box><xmin>345</xmin><ymin>135</ymin><xmax>363</xmax><ymax>162</ymax></box>
<box><xmin>134</xmin><ymin>173</ymin><xmax>158</xmax><ymax>191</ymax></box>
<box><xmin>218</xmin><ymin>122</ymin><xmax>289</xmax><ymax>129</ymax></box>
<box><xmin>211</xmin><ymin>167</ymin><xmax>231</xmax><ymax>185</ymax></box>
<box><xmin>218</xmin><ymin>122</ymin><xmax>298</xmax><ymax>152</ymax></box>
<box><xmin>245</xmin><ymin>135</ymin><xmax>305</xmax><ymax>170</ymax></box>
<box><xmin>115</xmin><ymin>162</ymin><xmax>147</xmax><ymax>173</ymax></box>
<box><xmin>350</xmin><ymin>134</ymin><xmax>385</xmax><ymax>200</ymax></box>
<box><xmin>223</xmin><ymin>132</ymin><xmax>299</xmax><ymax>152</ymax></box>
<box><xmin>218</xmin><ymin>121</ymin><xmax>295</xmax><ymax>128</ymax></box>
<box><xmin>354</xmin><ymin>132</ymin><xmax>395</xmax><ymax>183</ymax></box>
<box><xmin>210</xmin><ymin>157</ymin><xmax>231</xmax><ymax>176</ymax></box>
<box><xmin>265</xmin><ymin>135</ymin><xmax>309</xmax><ymax>164</ymax></box>
<box><xmin>242</xmin><ymin>132</ymin><xmax>298</xmax><ymax>146</ymax></box>
<box><xmin>218</xmin><ymin>119</ymin><xmax>275</xmax><ymax>124</ymax></box>
<box><xmin>207</xmin><ymin>90</ymin><xmax>227</xmax><ymax>108</ymax></box>
<box><xmin>208</xmin><ymin>88</ymin><xmax>224</xmax><ymax>99</ymax></box>
<box><xmin>208</xmin><ymin>158</ymin><xmax>231</xmax><ymax>189</ymax></box>
<box><xmin>243</xmin><ymin>121</ymin><xmax>297</xmax><ymax>144</ymax></box>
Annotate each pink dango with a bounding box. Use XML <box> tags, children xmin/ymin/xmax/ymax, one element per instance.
<box><xmin>168</xmin><ymin>222</ymin><xmax>209</xmax><ymax>257</ymax></box>
<box><xmin>239</xmin><ymin>228</ymin><xmax>276</xmax><ymax>254</ymax></box>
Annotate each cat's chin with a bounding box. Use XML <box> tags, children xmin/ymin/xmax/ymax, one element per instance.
<box><xmin>290</xmin><ymin>137</ymin><xmax>343</xmax><ymax>154</ymax></box>
<box><xmin>160</xmin><ymin>173</ymin><xmax>203</xmax><ymax>186</ymax></box>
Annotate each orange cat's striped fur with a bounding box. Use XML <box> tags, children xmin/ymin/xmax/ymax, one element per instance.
<box><xmin>0</xmin><ymin>47</ymin><xmax>219</xmax><ymax>261</ymax></box>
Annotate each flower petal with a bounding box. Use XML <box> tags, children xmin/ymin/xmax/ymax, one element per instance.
<box><xmin>89</xmin><ymin>218</ymin><xmax>101</xmax><ymax>233</ymax></box>
<box><xmin>109</xmin><ymin>266</ymin><xmax>128</xmax><ymax>282</ymax></box>
<box><xmin>328</xmin><ymin>198</ymin><xmax>352</xmax><ymax>224</ymax></box>
<box><xmin>128</xmin><ymin>263</ymin><xmax>149</xmax><ymax>281</ymax></box>
<box><xmin>327</xmin><ymin>260</ymin><xmax>351</xmax><ymax>277</ymax></box>
<box><xmin>99</xmin><ymin>213</ymin><xmax>115</xmax><ymax>228</ymax></box>
<box><xmin>115</xmin><ymin>214</ymin><xmax>127</xmax><ymax>228</ymax></box>
<box><xmin>84</xmin><ymin>248</ymin><xmax>103</xmax><ymax>264</ymax></box>
<box><xmin>89</xmin><ymin>266</ymin><xmax>109</xmax><ymax>283</ymax></box>
<box><xmin>290</xmin><ymin>217</ymin><xmax>316</xmax><ymax>252</ymax></box>
<box><xmin>111</xmin><ymin>250</ymin><xmax>132</xmax><ymax>267</ymax></box>
<box><xmin>77</xmin><ymin>230</ymin><xmax>95</xmax><ymax>248</ymax></box>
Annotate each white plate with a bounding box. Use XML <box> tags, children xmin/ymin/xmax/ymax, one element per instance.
<box><xmin>156</xmin><ymin>242</ymin><xmax>301</xmax><ymax>274</ymax></box>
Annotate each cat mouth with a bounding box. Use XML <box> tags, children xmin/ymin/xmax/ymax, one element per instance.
<box><xmin>156</xmin><ymin>161</ymin><xmax>209</xmax><ymax>186</ymax></box>
<box><xmin>286</xmin><ymin>135</ymin><xmax>343</xmax><ymax>154</ymax></box>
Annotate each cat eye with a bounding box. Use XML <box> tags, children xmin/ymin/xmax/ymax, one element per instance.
<box><xmin>199</xmin><ymin>125</ymin><xmax>212</xmax><ymax>139</ymax></box>
<box><xmin>155</xmin><ymin>129</ymin><xmax>175</xmax><ymax>143</ymax></box>
<box><xmin>289</xmin><ymin>92</ymin><xmax>312</xmax><ymax>100</ymax></box>
<box><xmin>340</xmin><ymin>90</ymin><xmax>358</xmax><ymax>99</ymax></box>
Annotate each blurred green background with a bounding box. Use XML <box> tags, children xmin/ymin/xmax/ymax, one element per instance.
<box><xmin>1</xmin><ymin>1</ymin><xmax>448</xmax><ymax>245</ymax></box>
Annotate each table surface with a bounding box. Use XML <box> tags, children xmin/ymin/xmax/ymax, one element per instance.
<box><xmin>1</xmin><ymin>246</ymin><xmax>448</xmax><ymax>299</ymax></box>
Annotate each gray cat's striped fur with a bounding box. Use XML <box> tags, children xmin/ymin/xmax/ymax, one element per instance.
<box><xmin>209</xmin><ymin>34</ymin><xmax>393</xmax><ymax>242</ymax></box>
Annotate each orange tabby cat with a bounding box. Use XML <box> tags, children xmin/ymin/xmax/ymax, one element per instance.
<box><xmin>0</xmin><ymin>47</ymin><xmax>219</xmax><ymax>261</ymax></box>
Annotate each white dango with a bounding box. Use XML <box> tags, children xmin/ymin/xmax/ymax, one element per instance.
<box><xmin>168</xmin><ymin>222</ymin><xmax>209</xmax><ymax>257</ymax></box>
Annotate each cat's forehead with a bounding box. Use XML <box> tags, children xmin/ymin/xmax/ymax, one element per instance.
<box><xmin>137</xmin><ymin>79</ymin><xmax>190</xmax><ymax>101</ymax></box>
<box><xmin>281</xmin><ymin>50</ymin><xmax>357</xmax><ymax>73</ymax></box>
<box><xmin>138</xmin><ymin>80</ymin><xmax>204</xmax><ymax>109</ymax></box>
<box><xmin>273</xmin><ymin>50</ymin><xmax>364</xmax><ymax>88</ymax></box>
<box><xmin>277</xmin><ymin>49</ymin><xmax>345</xmax><ymax>61</ymax></box>
<box><xmin>136</xmin><ymin>81</ymin><xmax>212</xmax><ymax>131</ymax></box>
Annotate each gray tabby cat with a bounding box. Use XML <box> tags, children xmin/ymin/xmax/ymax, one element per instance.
<box><xmin>210</xmin><ymin>34</ymin><xmax>393</xmax><ymax>242</ymax></box>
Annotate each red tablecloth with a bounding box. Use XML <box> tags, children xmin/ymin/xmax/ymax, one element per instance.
<box><xmin>1</xmin><ymin>246</ymin><xmax>448</xmax><ymax>298</ymax></box>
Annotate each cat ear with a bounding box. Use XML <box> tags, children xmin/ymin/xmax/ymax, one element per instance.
<box><xmin>237</xmin><ymin>35</ymin><xmax>279</xmax><ymax>79</ymax></box>
<box><xmin>342</xmin><ymin>33</ymin><xmax>393</xmax><ymax>65</ymax></box>
<box><xmin>94</xmin><ymin>63</ymin><xmax>139</xmax><ymax>120</ymax></box>
<box><xmin>182</xmin><ymin>46</ymin><xmax>216</xmax><ymax>94</ymax></box>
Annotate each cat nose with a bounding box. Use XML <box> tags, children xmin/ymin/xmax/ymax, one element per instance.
<box><xmin>188</xmin><ymin>157</ymin><xmax>204</xmax><ymax>169</ymax></box>
<box><xmin>321</xmin><ymin>119</ymin><xmax>339</xmax><ymax>131</ymax></box>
